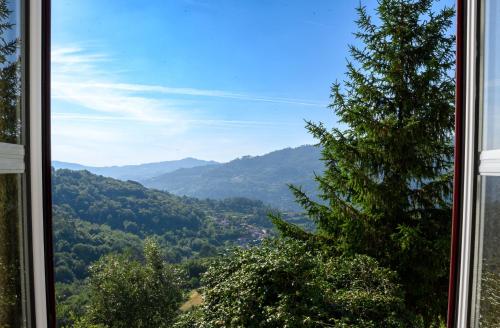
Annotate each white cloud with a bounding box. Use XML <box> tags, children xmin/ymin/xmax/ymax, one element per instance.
<box><xmin>52</xmin><ymin>112</ymin><xmax>296</xmax><ymax>128</ymax></box>
<box><xmin>75</xmin><ymin>82</ymin><xmax>327</xmax><ymax>107</ymax></box>
<box><xmin>52</xmin><ymin>46</ymin><xmax>325</xmax><ymax>117</ymax></box>
<box><xmin>52</xmin><ymin>46</ymin><xmax>189</xmax><ymax>127</ymax></box>
<box><xmin>51</xmin><ymin>45</ymin><xmax>317</xmax><ymax>165</ymax></box>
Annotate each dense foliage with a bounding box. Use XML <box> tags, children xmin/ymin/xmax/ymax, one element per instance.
<box><xmin>143</xmin><ymin>145</ymin><xmax>324</xmax><ymax>211</ymax></box>
<box><xmin>53</xmin><ymin>169</ymin><xmax>311</xmax><ymax>325</ymax></box>
<box><xmin>75</xmin><ymin>239</ymin><xmax>183</xmax><ymax>328</ymax></box>
<box><xmin>175</xmin><ymin>239</ymin><xmax>413</xmax><ymax>328</ymax></box>
<box><xmin>53</xmin><ymin>209</ymin><xmax>143</xmax><ymax>283</ymax></box>
<box><xmin>52</xmin><ymin>168</ymin><xmax>282</xmax><ymax>283</ymax></box>
<box><xmin>477</xmin><ymin>178</ymin><xmax>500</xmax><ymax>327</ymax></box>
<box><xmin>0</xmin><ymin>176</ymin><xmax>23</xmax><ymax>327</ymax></box>
<box><xmin>53</xmin><ymin>169</ymin><xmax>205</xmax><ymax>233</ymax></box>
<box><xmin>272</xmin><ymin>0</ymin><xmax>455</xmax><ymax>324</ymax></box>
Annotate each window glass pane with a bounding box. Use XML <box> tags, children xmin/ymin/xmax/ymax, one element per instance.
<box><xmin>0</xmin><ymin>0</ymin><xmax>22</xmax><ymax>144</ymax></box>
<box><xmin>0</xmin><ymin>174</ymin><xmax>28</xmax><ymax>327</ymax></box>
<box><xmin>482</xmin><ymin>0</ymin><xmax>500</xmax><ymax>150</ymax></box>
<box><xmin>0</xmin><ymin>0</ymin><xmax>28</xmax><ymax>326</ymax></box>
<box><xmin>473</xmin><ymin>175</ymin><xmax>500</xmax><ymax>327</ymax></box>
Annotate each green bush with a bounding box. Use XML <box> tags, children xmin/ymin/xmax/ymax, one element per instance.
<box><xmin>75</xmin><ymin>239</ymin><xmax>182</xmax><ymax>328</ymax></box>
<box><xmin>175</xmin><ymin>239</ymin><xmax>414</xmax><ymax>328</ymax></box>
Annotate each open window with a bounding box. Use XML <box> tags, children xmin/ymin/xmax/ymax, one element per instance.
<box><xmin>0</xmin><ymin>0</ymin><xmax>53</xmax><ymax>326</ymax></box>
<box><xmin>2</xmin><ymin>0</ymin><xmax>494</xmax><ymax>326</ymax></box>
<box><xmin>451</xmin><ymin>0</ymin><xmax>500</xmax><ymax>326</ymax></box>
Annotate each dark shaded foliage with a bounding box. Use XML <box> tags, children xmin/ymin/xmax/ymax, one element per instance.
<box><xmin>175</xmin><ymin>239</ymin><xmax>414</xmax><ymax>328</ymax></box>
<box><xmin>272</xmin><ymin>0</ymin><xmax>455</xmax><ymax>324</ymax></box>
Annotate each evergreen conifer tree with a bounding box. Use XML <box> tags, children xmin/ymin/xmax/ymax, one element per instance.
<box><xmin>0</xmin><ymin>1</ymin><xmax>23</xmax><ymax>326</ymax></box>
<box><xmin>272</xmin><ymin>0</ymin><xmax>455</xmax><ymax>324</ymax></box>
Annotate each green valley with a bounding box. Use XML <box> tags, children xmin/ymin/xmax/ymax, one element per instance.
<box><xmin>52</xmin><ymin>168</ymin><xmax>312</xmax><ymax>325</ymax></box>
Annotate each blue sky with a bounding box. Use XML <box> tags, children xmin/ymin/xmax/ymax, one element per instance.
<box><xmin>51</xmin><ymin>0</ymin><xmax>453</xmax><ymax>166</ymax></box>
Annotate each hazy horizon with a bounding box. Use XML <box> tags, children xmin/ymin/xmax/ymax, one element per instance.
<box><xmin>52</xmin><ymin>144</ymin><xmax>316</xmax><ymax>167</ymax></box>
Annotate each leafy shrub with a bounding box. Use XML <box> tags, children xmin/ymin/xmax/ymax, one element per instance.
<box><xmin>175</xmin><ymin>239</ymin><xmax>414</xmax><ymax>328</ymax></box>
<box><xmin>76</xmin><ymin>239</ymin><xmax>182</xmax><ymax>328</ymax></box>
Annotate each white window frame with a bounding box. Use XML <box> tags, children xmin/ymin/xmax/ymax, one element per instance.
<box><xmin>456</xmin><ymin>0</ymin><xmax>500</xmax><ymax>326</ymax></box>
<box><xmin>455</xmin><ymin>1</ymin><xmax>477</xmax><ymax>325</ymax></box>
<box><xmin>29</xmin><ymin>0</ymin><xmax>49</xmax><ymax>326</ymax></box>
<box><xmin>0</xmin><ymin>0</ymin><xmax>50</xmax><ymax>326</ymax></box>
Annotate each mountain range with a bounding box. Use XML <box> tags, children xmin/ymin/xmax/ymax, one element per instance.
<box><xmin>142</xmin><ymin>145</ymin><xmax>324</xmax><ymax>211</ymax></box>
<box><xmin>53</xmin><ymin>145</ymin><xmax>324</xmax><ymax>211</ymax></box>
<box><xmin>52</xmin><ymin>157</ymin><xmax>218</xmax><ymax>181</ymax></box>
<box><xmin>52</xmin><ymin>146</ymin><xmax>323</xmax><ymax>319</ymax></box>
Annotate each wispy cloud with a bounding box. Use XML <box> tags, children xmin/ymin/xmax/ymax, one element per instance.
<box><xmin>52</xmin><ymin>46</ymin><xmax>325</xmax><ymax>117</ymax></box>
<box><xmin>76</xmin><ymin>82</ymin><xmax>327</xmax><ymax>107</ymax></box>
<box><xmin>52</xmin><ymin>46</ymin><xmax>188</xmax><ymax>127</ymax></box>
<box><xmin>52</xmin><ymin>113</ymin><xmax>297</xmax><ymax>128</ymax></box>
<box><xmin>51</xmin><ymin>45</ymin><xmax>317</xmax><ymax>165</ymax></box>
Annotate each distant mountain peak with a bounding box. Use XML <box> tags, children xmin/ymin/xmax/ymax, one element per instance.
<box><xmin>142</xmin><ymin>145</ymin><xmax>323</xmax><ymax>211</ymax></box>
<box><xmin>52</xmin><ymin>158</ymin><xmax>219</xmax><ymax>181</ymax></box>
<box><xmin>52</xmin><ymin>145</ymin><xmax>322</xmax><ymax>211</ymax></box>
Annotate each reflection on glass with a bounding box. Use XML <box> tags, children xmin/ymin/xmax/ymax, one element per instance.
<box><xmin>0</xmin><ymin>0</ymin><xmax>26</xmax><ymax>326</ymax></box>
<box><xmin>0</xmin><ymin>0</ymin><xmax>22</xmax><ymax>144</ymax></box>
<box><xmin>0</xmin><ymin>174</ymin><xmax>25</xmax><ymax>327</ymax></box>
<box><xmin>474</xmin><ymin>176</ymin><xmax>500</xmax><ymax>327</ymax></box>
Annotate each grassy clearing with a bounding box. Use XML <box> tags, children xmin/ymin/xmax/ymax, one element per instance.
<box><xmin>180</xmin><ymin>290</ymin><xmax>203</xmax><ymax>312</ymax></box>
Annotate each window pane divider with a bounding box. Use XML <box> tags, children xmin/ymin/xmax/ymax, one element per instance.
<box><xmin>0</xmin><ymin>142</ymin><xmax>25</xmax><ymax>173</ymax></box>
<box><xmin>479</xmin><ymin>149</ymin><xmax>500</xmax><ymax>175</ymax></box>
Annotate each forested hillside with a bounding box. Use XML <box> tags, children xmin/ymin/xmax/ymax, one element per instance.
<box><xmin>52</xmin><ymin>169</ymin><xmax>295</xmax><ymax>284</ymax></box>
<box><xmin>53</xmin><ymin>168</ymin><xmax>313</xmax><ymax>286</ymax></box>
<box><xmin>53</xmin><ymin>168</ymin><xmax>310</xmax><ymax>324</ymax></box>
<box><xmin>143</xmin><ymin>145</ymin><xmax>324</xmax><ymax>210</ymax></box>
